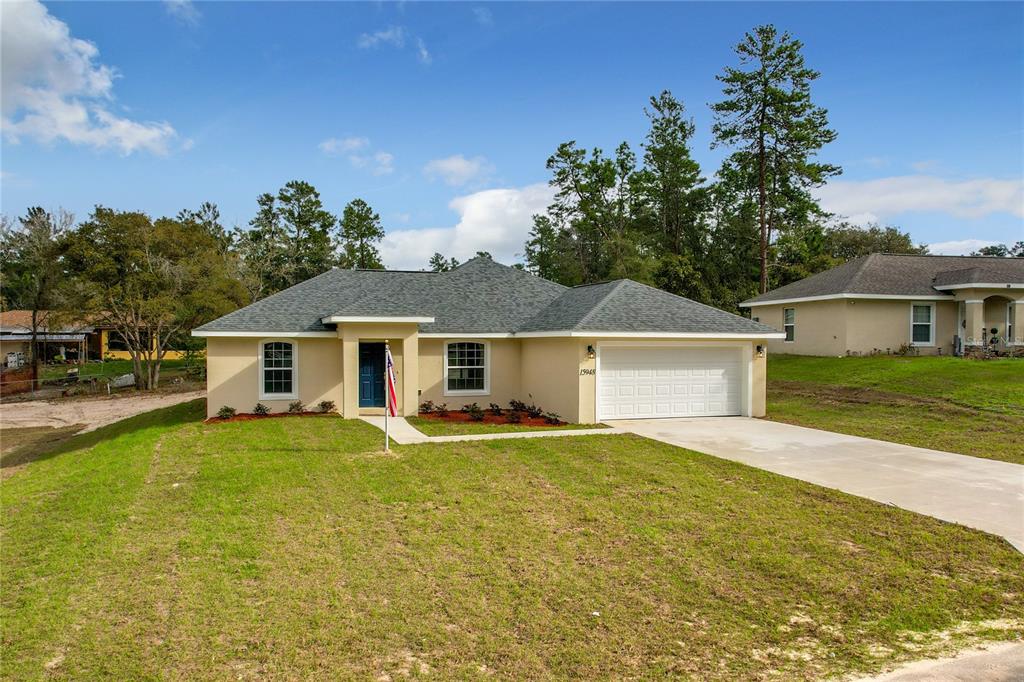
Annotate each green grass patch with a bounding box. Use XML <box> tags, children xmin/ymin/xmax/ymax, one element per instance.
<box><xmin>407</xmin><ymin>416</ymin><xmax>608</xmax><ymax>436</ymax></box>
<box><xmin>768</xmin><ymin>355</ymin><xmax>1024</xmax><ymax>464</ymax></box>
<box><xmin>3</xmin><ymin>404</ymin><xmax>1022</xmax><ymax>679</ymax></box>
<box><xmin>41</xmin><ymin>359</ymin><xmax>189</xmax><ymax>382</ymax></box>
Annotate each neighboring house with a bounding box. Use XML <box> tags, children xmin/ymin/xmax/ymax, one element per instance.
<box><xmin>193</xmin><ymin>257</ymin><xmax>782</xmax><ymax>421</ymax></box>
<box><xmin>0</xmin><ymin>310</ymin><xmax>187</xmax><ymax>365</ymax></box>
<box><xmin>740</xmin><ymin>254</ymin><xmax>1024</xmax><ymax>357</ymax></box>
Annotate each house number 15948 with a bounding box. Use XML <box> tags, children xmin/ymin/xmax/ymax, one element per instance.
<box><xmin>579</xmin><ymin>368</ymin><xmax>596</xmax><ymax>376</ymax></box>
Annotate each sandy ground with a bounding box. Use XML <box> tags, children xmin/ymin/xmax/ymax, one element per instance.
<box><xmin>0</xmin><ymin>390</ymin><xmax>205</xmax><ymax>433</ymax></box>
<box><xmin>852</xmin><ymin>642</ymin><xmax>1024</xmax><ymax>681</ymax></box>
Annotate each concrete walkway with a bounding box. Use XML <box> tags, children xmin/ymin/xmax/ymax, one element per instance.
<box><xmin>609</xmin><ymin>418</ymin><xmax>1024</xmax><ymax>552</ymax></box>
<box><xmin>854</xmin><ymin>641</ymin><xmax>1024</xmax><ymax>681</ymax></box>
<box><xmin>358</xmin><ymin>416</ymin><xmax>622</xmax><ymax>445</ymax></box>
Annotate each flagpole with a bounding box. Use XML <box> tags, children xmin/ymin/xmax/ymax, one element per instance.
<box><xmin>384</xmin><ymin>340</ymin><xmax>390</xmax><ymax>452</ymax></box>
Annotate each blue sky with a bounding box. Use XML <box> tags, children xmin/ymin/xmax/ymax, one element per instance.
<box><xmin>2</xmin><ymin>1</ymin><xmax>1022</xmax><ymax>269</ymax></box>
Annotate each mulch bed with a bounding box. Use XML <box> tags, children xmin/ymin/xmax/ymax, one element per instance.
<box><xmin>417</xmin><ymin>410</ymin><xmax>566</xmax><ymax>427</ymax></box>
<box><xmin>205</xmin><ymin>411</ymin><xmax>335</xmax><ymax>424</ymax></box>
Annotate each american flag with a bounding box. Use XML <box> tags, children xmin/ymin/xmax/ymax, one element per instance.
<box><xmin>385</xmin><ymin>345</ymin><xmax>398</xmax><ymax>417</ymax></box>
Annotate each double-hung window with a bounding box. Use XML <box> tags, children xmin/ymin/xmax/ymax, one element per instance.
<box><xmin>261</xmin><ymin>340</ymin><xmax>297</xmax><ymax>399</ymax></box>
<box><xmin>445</xmin><ymin>341</ymin><xmax>488</xmax><ymax>395</ymax></box>
<box><xmin>911</xmin><ymin>303</ymin><xmax>935</xmax><ymax>346</ymax></box>
<box><xmin>783</xmin><ymin>308</ymin><xmax>795</xmax><ymax>342</ymax></box>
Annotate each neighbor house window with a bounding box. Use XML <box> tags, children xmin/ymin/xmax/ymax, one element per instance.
<box><xmin>445</xmin><ymin>341</ymin><xmax>488</xmax><ymax>395</ymax></box>
<box><xmin>911</xmin><ymin>303</ymin><xmax>935</xmax><ymax>346</ymax></box>
<box><xmin>783</xmin><ymin>308</ymin><xmax>795</xmax><ymax>342</ymax></box>
<box><xmin>260</xmin><ymin>340</ymin><xmax>297</xmax><ymax>399</ymax></box>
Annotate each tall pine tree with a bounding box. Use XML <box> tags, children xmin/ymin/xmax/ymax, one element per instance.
<box><xmin>339</xmin><ymin>199</ymin><xmax>385</xmax><ymax>269</ymax></box>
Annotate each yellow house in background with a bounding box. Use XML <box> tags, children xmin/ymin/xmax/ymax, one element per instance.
<box><xmin>97</xmin><ymin>327</ymin><xmax>186</xmax><ymax>360</ymax></box>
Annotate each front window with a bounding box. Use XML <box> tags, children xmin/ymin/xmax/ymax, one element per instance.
<box><xmin>261</xmin><ymin>341</ymin><xmax>296</xmax><ymax>398</ymax></box>
<box><xmin>783</xmin><ymin>308</ymin><xmax>795</xmax><ymax>342</ymax></box>
<box><xmin>445</xmin><ymin>341</ymin><xmax>487</xmax><ymax>395</ymax></box>
<box><xmin>911</xmin><ymin>303</ymin><xmax>934</xmax><ymax>346</ymax></box>
<box><xmin>1008</xmin><ymin>304</ymin><xmax>1016</xmax><ymax>346</ymax></box>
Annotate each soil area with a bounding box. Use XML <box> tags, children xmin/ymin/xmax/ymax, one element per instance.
<box><xmin>206</xmin><ymin>411</ymin><xmax>335</xmax><ymax>424</ymax></box>
<box><xmin>0</xmin><ymin>390</ymin><xmax>205</xmax><ymax>433</ymax></box>
<box><xmin>417</xmin><ymin>410</ymin><xmax>567</xmax><ymax>427</ymax></box>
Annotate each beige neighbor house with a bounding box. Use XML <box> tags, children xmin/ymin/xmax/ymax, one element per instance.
<box><xmin>193</xmin><ymin>258</ymin><xmax>783</xmax><ymax>422</ymax></box>
<box><xmin>740</xmin><ymin>254</ymin><xmax>1024</xmax><ymax>357</ymax></box>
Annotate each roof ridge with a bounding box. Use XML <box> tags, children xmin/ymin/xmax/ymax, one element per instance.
<box><xmin>573</xmin><ymin>280</ymin><xmax>631</xmax><ymax>329</ymax></box>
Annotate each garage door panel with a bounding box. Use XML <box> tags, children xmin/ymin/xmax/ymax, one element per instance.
<box><xmin>599</xmin><ymin>347</ymin><xmax>743</xmax><ymax>420</ymax></box>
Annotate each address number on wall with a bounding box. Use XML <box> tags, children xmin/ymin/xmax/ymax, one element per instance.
<box><xmin>579</xmin><ymin>368</ymin><xmax>596</xmax><ymax>376</ymax></box>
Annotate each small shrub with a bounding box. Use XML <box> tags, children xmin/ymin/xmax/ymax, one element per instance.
<box><xmin>509</xmin><ymin>399</ymin><xmax>527</xmax><ymax>412</ymax></box>
<box><xmin>461</xmin><ymin>402</ymin><xmax>480</xmax><ymax>413</ymax></box>
<box><xmin>466</xmin><ymin>403</ymin><xmax>485</xmax><ymax>421</ymax></box>
<box><xmin>436</xmin><ymin>403</ymin><xmax>449</xmax><ymax>417</ymax></box>
<box><xmin>288</xmin><ymin>400</ymin><xmax>305</xmax><ymax>414</ymax></box>
<box><xmin>488</xmin><ymin>402</ymin><xmax>503</xmax><ymax>416</ymax></box>
<box><xmin>317</xmin><ymin>400</ymin><xmax>336</xmax><ymax>413</ymax></box>
<box><xmin>217</xmin><ymin>405</ymin><xmax>236</xmax><ymax>420</ymax></box>
<box><xmin>253</xmin><ymin>403</ymin><xmax>270</xmax><ymax>416</ymax></box>
<box><xmin>506</xmin><ymin>410</ymin><xmax>522</xmax><ymax>424</ymax></box>
<box><xmin>419</xmin><ymin>400</ymin><xmax>435</xmax><ymax>414</ymax></box>
<box><xmin>543</xmin><ymin>411</ymin><xmax>562</xmax><ymax>425</ymax></box>
<box><xmin>525</xmin><ymin>395</ymin><xmax>543</xmax><ymax>418</ymax></box>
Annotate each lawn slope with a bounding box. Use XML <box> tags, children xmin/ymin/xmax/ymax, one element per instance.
<box><xmin>768</xmin><ymin>355</ymin><xmax>1024</xmax><ymax>464</ymax></box>
<box><xmin>3</xmin><ymin>402</ymin><xmax>1022</xmax><ymax>680</ymax></box>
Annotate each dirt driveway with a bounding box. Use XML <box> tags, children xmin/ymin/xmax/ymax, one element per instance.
<box><xmin>0</xmin><ymin>390</ymin><xmax>205</xmax><ymax>434</ymax></box>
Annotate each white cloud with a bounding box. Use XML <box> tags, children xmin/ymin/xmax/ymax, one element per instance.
<box><xmin>163</xmin><ymin>0</ymin><xmax>200</xmax><ymax>27</ymax></box>
<box><xmin>1</xmin><ymin>0</ymin><xmax>178</xmax><ymax>155</ymax></box>
<box><xmin>926</xmin><ymin>239</ymin><xmax>1001</xmax><ymax>256</ymax></box>
<box><xmin>357</xmin><ymin>26</ymin><xmax>406</xmax><ymax>49</ymax></box>
<box><xmin>423</xmin><ymin>154</ymin><xmax>494</xmax><ymax>186</ymax></box>
<box><xmin>319</xmin><ymin>136</ymin><xmax>370</xmax><ymax>155</ymax></box>
<box><xmin>380</xmin><ymin>183</ymin><xmax>554</xmax><ymax>270</ymax></box>
<box><xmin>415</xmin><ymin>37</ymin><xmax>432</xmax><ymax>65</ymax></box>
<box><xmin>473</xmin><ymin>7</ymin><xmax>494</xmax><ymax>27</ymax></box>
<box><xmin>349</xmin><ymin>150</ymin><xmax>394</xmax><ymax>175</ymax></box>
<box><xmin>817</xmin><ymin>175</ymin><xmax>1024</xmax><ymax>221</ymax></box>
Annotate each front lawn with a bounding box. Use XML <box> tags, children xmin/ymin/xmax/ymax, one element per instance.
<box><xmin>768</xmin><ymin>355</ymin><xmax>1024</xmax><ymax>464</ymax></box>
<box><xmin>3</xmin><ymin>401</ymin><xmax>1022</xmax><ymax>680</ymax></box>
<box><xmin>407</xmin><ymin>415</ymin><xmax>608</xmax><ymax>436</ymax></box>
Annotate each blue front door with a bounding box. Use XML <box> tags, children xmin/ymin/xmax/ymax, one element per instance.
<box><xmin>358</xmin><ymin>343</ymin><xmax>385</xmax><ymax>407</ymax></box>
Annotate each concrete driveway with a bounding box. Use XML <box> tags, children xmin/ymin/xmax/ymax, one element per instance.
<box><xmin>609</xmin><ymin>418</ymin><xmax>1024</xmax><ymax>552</ymax></box>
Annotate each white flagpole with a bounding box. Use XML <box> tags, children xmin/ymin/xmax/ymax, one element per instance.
<box><xmin>384</xmin><ymin>340</ymin><xmax>390</xmax><ymax>452</ymax></box>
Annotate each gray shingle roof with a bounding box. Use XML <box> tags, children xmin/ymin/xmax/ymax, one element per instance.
<box><xmin>195</xmin><ymin>257</ymin><xmax>778</xmax><ymax>336</ymax></box>
<box><xmin>741</xmin><ymin>254</ymin><xmax>1024</xmax><ymax>305</ymax></box>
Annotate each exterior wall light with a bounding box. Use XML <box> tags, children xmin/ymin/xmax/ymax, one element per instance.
<box><xmin>756</xmin><ymin>344</ymin><xmax>765</xmax><ymax>357</ymax></box>
<box><xmin>586</xmin><ymin>345</ymin><xmax>596</xmax><ymax>359</ymax></box>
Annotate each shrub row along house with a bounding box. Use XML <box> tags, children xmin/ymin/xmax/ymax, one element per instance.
<box><xmin>193</xmin><ymin>258</ymin><xmax>782</xmax><ymax>421</ymax></box>
<box><xmin>741</xmin><ymin>254</ymin><xmax>1024</xmax><ymax>357</ymax></box>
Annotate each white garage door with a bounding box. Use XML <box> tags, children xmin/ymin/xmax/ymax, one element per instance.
<box><xmin>598</xmin><ymin>346</ymin><xmax>743</xmax><ymax>420</ymax></box>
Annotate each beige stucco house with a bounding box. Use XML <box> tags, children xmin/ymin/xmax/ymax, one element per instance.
<box><xmin>740</xmin><ymin>254</ymin><xmax>1024</xmax><ymax>357</ymax></box>
<box><xmin>193</xmin><ymin>258</ymin><xmax>782</xmax><ymax>422</ymax></box>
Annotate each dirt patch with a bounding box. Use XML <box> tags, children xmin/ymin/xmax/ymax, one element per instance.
<box><xmin>770</xmin><ymin>381</ymin><xmax>981</xmax><ymax>416</ymax></box>
<box><xmin>0</xmin><ymin>390</ymin><xmax>205</xmax><ymax>433</ymax></box>
<box><xmin>417</xmin><ymin>410</ymin><xmax>567</xmax><ymax>428</ymax></box>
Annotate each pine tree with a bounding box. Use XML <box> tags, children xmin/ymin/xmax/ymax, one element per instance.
<box><xmin>339</xmin><ymin>199</ymin><xmax>385</xmax><ymax>269</ymax></box>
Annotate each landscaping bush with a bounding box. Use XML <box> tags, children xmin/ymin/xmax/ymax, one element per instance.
<box><xmin>509</xmin><ymin>399</ymin><xmax>527</xmax><ymax>412</ymax></box>
<box><xmin>506</xmin><ymin>410</ymin><xmax>522</xmax><ymax>424</ymax></box>
<box><xmin>544</xmin><ymin>411</ymin><xmax>562</xmax><ymax>425</ymax></box>
<box><xmin>461</xmin><ymin>402</ymin><xmax>480</xmax><ymax>413</ymax></box>
<box><xmin>419</xmin><ymin>400</ymin><xmax>435</xmax><ymax>414</ymax></box>
<box><xmin>488</xmin><ymin>402</ymin><xmax>503</xmax><ymax>416</ymax></box>
<box><xmin>525</xmin><ymin>395</ymin><xmax>543</xmax><ymax>418</ymax></box>
<box><xmin>317</xmin><ymin>400</ymin><xmax>336</xmax><ymax>413</ymax></box>
<box><xmin>253</xmin><ymin>403</ymin><xmax>270</xmax><ymax>416</ymax></box>
<box><xmin>288</xmin><ymin>400</ymin><xmax>305</xmax><ymax>414</ymax></box>
<box><xmin>466</xmin><ymin>403</ymin><xmax>485</xmax><ymax>421</ymax></box>
<box><xmin>436</xmin><ymin>402</ymin><xmax>449</xmax><ymax>417</ymax></box>
<box><xmin>216</xmin><ymin>405</ymin><xmax>236</xmax><ymax>420</ymax></box>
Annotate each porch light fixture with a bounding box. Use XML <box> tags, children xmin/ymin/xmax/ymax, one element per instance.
<box><xmin>586</xmin><ymin>345</ymin><xmax>596</xmax><ymax>359</ymax></box>
<box><xmin>756</xmin><ymin>345</ymin><xmax>765</xmax><ymax>357</ymax></box>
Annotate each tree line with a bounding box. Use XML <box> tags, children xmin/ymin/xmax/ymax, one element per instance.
<box><xmin>0</xmin><ymin>187</ymin><xmax>389</xmax><ymax>389</ymax></box>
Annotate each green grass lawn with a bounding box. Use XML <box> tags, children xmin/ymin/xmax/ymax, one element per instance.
<box><xmin>407</xmin><ymin>415</ymin><xmax>608</xmax><ymax>436</ymax></box>
<box><xmin>40</xmin><ymin>358</ymin><xmax>189</xmax><ymax>382</ymax></box>
<box><xmin>768</xmin><ymin>355</ymin><xmax>1024</xmax><ymax>464</ymax></box>
<box><xmin>3</xmin><ymin>401</ymin><xmax>1021</xmax><ymax>680</ymax></box>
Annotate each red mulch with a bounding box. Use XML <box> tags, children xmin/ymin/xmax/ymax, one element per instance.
<box><xmin>418</xmin><ymin>410</ymin><xmax>565</xmax><ymax>427</ymax></box>
<box><xmin>204</xmin><ymin>411</ymin><xmax>334</xmax><ymax>424</ymax></box>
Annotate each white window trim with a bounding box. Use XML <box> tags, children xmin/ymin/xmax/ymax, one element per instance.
<box><xmin>910</xmin><ymin>302</ymin><xmax>936</xmax><ymax>347</ymax></box>
<box><xmin>443</xmin><ymin>339</ymin><xmax>490</xmax><ymax>397</ymax></box>
<box><xmin>1007</xmin><ymin>303</ymin><xmax>1017</xmax><ymax>346</ymax></box>
<box><xmin>259</xmin><ymin>338</ymin><xmax>299</xmax><ymax>400</ymax></box>
<box><xmin>783</xmin><ymin>308</ymin><xmax>795</xmax><ymax>343</ymax></box>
